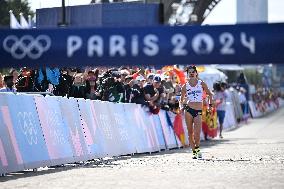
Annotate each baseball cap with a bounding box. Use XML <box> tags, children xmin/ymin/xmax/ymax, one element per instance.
<box><xmin>147</xmin><ymin>73</ymin><xmax>155</xmax><ymax>80</ymax></box>
<box><xmin>153</xmin><ymin>75</ymin><xmax>161</xmax><ymax>83</ymax></box>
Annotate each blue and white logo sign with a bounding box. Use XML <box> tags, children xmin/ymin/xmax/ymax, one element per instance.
<box><xmin>192</xmin><ymin>33</ymin><xmax>214</xmax><ymax>55</ymax></box>
<box><xmin>3</xmin><ymin>35</ymin><xmax>51</xmax><ymax>60</ymax></box>
<box><xmin>0</xmin><ymin>23</ymin><xmax>284</xmax><ymax>67</ymax></box>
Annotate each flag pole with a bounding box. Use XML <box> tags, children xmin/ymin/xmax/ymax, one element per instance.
<box><xmin>28</xmin><ymin>15</ymin><xmax>32</xmax><ymax>28</ymax></box>
<box><xmin>58</xmin><ymin>0</ymin><xmax>68</xmax><ymax>27</ymax></box>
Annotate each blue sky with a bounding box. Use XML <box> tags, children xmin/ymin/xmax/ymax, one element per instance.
<box><xmin>28</xmin><ymin>0</ymin><xmax>284</xmax><ymax>24</ymax></box>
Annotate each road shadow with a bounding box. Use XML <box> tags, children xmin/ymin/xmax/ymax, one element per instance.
<box><xmin>0</xmin><ymin>157</ymin><xmax>126</xmax><ymax>182</ymax></box>
<box><xmin>0</xmin><ymin>138</ymin><xmax>231</xmax><ymax>182</ymax></box>
<box><xmin>0</xmin><ymin>137</ymin><xmax>238</xmax><ymax>182</ymax></box>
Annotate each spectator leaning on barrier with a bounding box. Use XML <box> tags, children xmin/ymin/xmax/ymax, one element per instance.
<box><xmin>144</xmin><ymin>75</ymin><xmax>166</xmax><ymax>114</ymax></box>
<box><xmin>0</xmin><ymin>76</ymin><xmax>17</xmax><ymax>92</ymax></box>
<box><xmin>131</xmin><ymin>75</ymin><xmax>149</xmax><ymax>106</ymax></box>
<box><xmin>180</xmin><ymin>65</ymin><xmax>213</xmax><ymax>159</ymax></box>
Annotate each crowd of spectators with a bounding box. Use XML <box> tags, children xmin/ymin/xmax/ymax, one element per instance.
<box><xmin>252</xmin><ymin>88</ymin><xmax>280</xmax><ymax>113</ymax></box>
<box><xmin>0</xmin><ymin>67</ymin><xmax>182</xmax><ymax>114</ymax></box>
<box><xmin>0</xmin><ymin>67</ymin><xmax>282</xmax><ymax>115</ymax></box>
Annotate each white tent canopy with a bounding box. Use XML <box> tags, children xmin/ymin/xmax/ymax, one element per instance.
<box><xmin>198</xmin><ymin>66</ymin><xmax>228</xmax><ymax>90</ymax></box>
<box><xmin>212</xmin><ymin>64</ymin><xmax>244</xmax><ymax>71</ymax></box>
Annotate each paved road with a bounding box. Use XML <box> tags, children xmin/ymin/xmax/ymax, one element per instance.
<box><xmin>1</xmin><ymin>108</ymin><xmax>284</xmax><ymax>189</ymax></box>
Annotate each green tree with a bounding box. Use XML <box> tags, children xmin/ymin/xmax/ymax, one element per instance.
<box><xmin>244</xmin><ymin>69</ymin><xmax>263</xmax><ymax>88</ymax></box>
<box><xmin>0</xmin><ymin>0</ymin><xmax>34</xmax><ymax>27</ymax></box>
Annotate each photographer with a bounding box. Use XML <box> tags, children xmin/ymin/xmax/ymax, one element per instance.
<box><xmin>85</xmin><ymin>69</ymin><xmax>99</xmax><ymax>100</ymax></box>
<box><xmin>97</xmin><ymin>69</ymin><xmax>124</xmax><ymax>102</ymax></box>
<box><xmin>53</xmin><ymin>68</ymin><xmax>73</xmax><ymax>97</ymax></box>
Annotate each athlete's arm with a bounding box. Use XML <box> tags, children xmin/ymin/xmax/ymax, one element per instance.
<box><xmin>180</xmin><ymin>84</ymin><xmax>186</xmax><ymax>109</ymax></box>
<box><xmin>201</xmin><ymin>81</ymin><xmax>213</xmax><ymax>105</ymax></box>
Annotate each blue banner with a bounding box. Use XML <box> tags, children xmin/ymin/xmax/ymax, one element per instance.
<box><xmin>1</xmin><ymin>23</ymin><xmax>284</xmax><ymax>67</ymax></box>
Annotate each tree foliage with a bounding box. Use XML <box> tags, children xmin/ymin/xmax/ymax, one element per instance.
<box><xmin>0</xmin><ymin>0</ymin><xmax>34</xmax><ymax>27</ymax></box>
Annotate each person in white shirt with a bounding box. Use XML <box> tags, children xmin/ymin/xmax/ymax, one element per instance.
<box><xmin>180</xmin><ymin>65</ymin><xmax>213</xmax><ymax>159</ymax></box>
<box><xmin>213</xmin><ymin>82</ymin><xmax>228</xmax><ymax>139</ymax></box>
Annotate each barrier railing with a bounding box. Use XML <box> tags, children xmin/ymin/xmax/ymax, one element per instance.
<box><xmin>0</xmin><ymin>93</ymin><xmax>184</xmax><ymax>175</ymax></box>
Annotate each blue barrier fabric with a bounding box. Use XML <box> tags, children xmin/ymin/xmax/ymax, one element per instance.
<box><xmin>59</xmin><ymin>98</ymin><xmax>89</xmax><ymax>162</ymax></box>
<box><xmin>139</xmin><ymin>108</ymin><xmax>161</xmax><ymax>152</ymax></box>
<box><xmin>77</xmin><ymin>99</ymin><xmax>105</xmax><ymax>159</ymax></box>
<box><xmin>158</xmin><ymin>110</ymin><xmax>179</xmax><ymax>149</ymax></box>
<box><xmin>92</xmin><ymin>101</ymin><xmax>121</xmax><ymax>157</ymax></box>
<box><xmin>1</xmin><ymin>23</ymin><xmax>284</xmax><ymax>68</ymax></box>
<box><xmin>151</xmin><ymin>115</ymin><xmax>167</xmax><ymax>150</ymax></box>
<box><xmin>123</xmin><ymin>103</ymin><xmax>149</xmax><ymax>153</ymax></box>
<box><xmin>7</xmin><ymin>94</ymin><xmax>51</xmax><ymax>169</ymax></box>
<box><xmin>107</xmin><ymin>103</ymin><xmax>137</xmax><ymax>155</ymax></box>
<box><xmin>0</xmin><ymin>93</ymin><xmax>25</xmax><ymax>174</ymax></box>
<box><xmin>0</xmin><ymin>93</ymin><xmax>182</xmax><ymax>174</ymax></box>
<box><xmin>34</xmin><ymin>96</ymin><xmax>74</xmax><ymax>166</ymax></box>
<box><xmin>167</xmin><ymin>111</ymin><xmax>183</xmax><ymax>148</ymax></box>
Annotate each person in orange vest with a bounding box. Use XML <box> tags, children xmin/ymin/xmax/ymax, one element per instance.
<box><xmin>180</xmin><ymin>65</ymin><xmax>213</xmax><ymax>159</ymax></box>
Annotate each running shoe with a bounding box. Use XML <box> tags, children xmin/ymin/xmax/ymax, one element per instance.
<box><xmin>195</xmin><ymin>148</ymin><xmax>202</xmax><ymax>159</ymax></box>
<box><xmin>192</xmin><ymin>150</ymin><xmax>197</xmax><ymax>159</ymax></box>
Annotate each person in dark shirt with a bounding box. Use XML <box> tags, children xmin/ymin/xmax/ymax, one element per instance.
<box><xmin>131</xmin><ymin>75</ymin><xmax>149</xmax><ymax>106</ymax></box>
<box><xmin>144</xmin><ymin>75</ymin><xmax>166</xmax><ymax>114</ymax></box>
<box><xmin>85</xmin><ymin>69</ymin><xmax>99</xmax><ymax>99</ymax></box>
<box><xmin>0</xmin><ymin>76</ymin><xmax>17</xmax><ymax>92</ymax></box>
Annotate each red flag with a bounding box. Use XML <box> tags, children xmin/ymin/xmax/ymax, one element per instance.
<box><xmin>173</xmin><ymin>68</ymin><xmax>186</xmax><ymax>85</ymax></box>
<box><xmin>173</xmin><ymin>113</ymin><xmax>186</xmax><ymax>145</ymax></box>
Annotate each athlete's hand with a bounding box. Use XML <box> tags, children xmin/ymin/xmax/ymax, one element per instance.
<box><xmin>179</xmin><ymin>103</ymin><xmax>184</xmax><ymax>111</ymax></box>
<box><xmin>208</xmin><ymin>105</ymin><xmax>213</xmax><ymax>113</ymax></box>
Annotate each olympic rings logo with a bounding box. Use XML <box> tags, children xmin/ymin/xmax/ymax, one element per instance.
<box><xmin>3</xmin><ymin>35</ymin><xmax>51</xmax><ymax>59</ymax></box>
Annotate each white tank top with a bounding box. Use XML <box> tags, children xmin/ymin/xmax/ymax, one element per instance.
<box><xmin>186</xmin><ymin>80</ymin><xmax>203</xmax><ymax>103</ymax></box>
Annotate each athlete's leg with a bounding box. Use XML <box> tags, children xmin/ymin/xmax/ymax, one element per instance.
<box><xmin>184</xmin><ymin>111</ymin><xmax>195</xmax><ymax>150</ymax></box>
<box><xmin>193</xmin><ymin>114</ymin><xmax>202</xmax><ymax>148</ymax></box>
<box><xmin>193</xmin><ymin>113</ymin><xmax>203</xmax><ymax>158</ymax></box>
